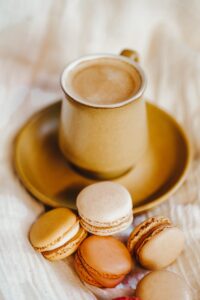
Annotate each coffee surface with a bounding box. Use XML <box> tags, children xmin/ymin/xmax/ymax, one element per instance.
<box><xmin>66</xmin><ymin>58</ymin><xmax>141</xmax><ymax>105</ymax></box>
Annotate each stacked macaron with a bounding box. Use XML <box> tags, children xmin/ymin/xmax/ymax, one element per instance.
<box><xmin>29</xmin><ymin>208</ymin><xmax>87</xmax><ymax>261</ymax></box>
<box><xmin>76</xmin><ymin>182</ymin><xmax>133</xmax><ymax>235</ymax></box>
<box><xmin>73</xmin><ymin>182</ymin><xmax>134</xmax><ymax>287</ymax></box>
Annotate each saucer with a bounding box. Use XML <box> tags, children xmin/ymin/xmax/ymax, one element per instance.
<box><xmin>14</xmin><ymin>101</ymin><xmax>191</xmax><ymax>214</ymax></box>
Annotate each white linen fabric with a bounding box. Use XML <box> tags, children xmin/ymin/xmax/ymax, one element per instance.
<box><xmin>0</xmin><ymin>0</ymin><xmax>200</xmax><ymax>299</ymax></box>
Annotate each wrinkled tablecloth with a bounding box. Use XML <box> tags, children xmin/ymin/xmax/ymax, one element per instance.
<box><xmin>0</xmin><ymin>1</ymin><xmax>200</xmax><ymax>299</ymax></box>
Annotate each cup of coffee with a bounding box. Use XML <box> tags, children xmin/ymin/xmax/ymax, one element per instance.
<box><xmin>59</xmin><ymin>49</ymin><xmax>148</xmax><ymax>179</ymax></box>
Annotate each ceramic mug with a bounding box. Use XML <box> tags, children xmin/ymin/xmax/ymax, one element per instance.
<box><xmin>59</xmin><ymin>49</ymin><xmax>148</xmax><ymax>179</ymax></box>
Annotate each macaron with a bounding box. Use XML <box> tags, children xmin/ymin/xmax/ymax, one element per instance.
<box><xmin>136</xmin><ymin>270</ymin><xmax>191</xmax><ymax>300</ymax></box>
<box><xmin>76</xmin><ymin>182</ymin><xmax>133</xmax><ymax>235</ymax></box>
<box><xmin>74</xmin><ymin>235</ymin><xmax>133</xmax><ymax>288</ymax></box>
<box><xmin>127</xmin><ymin>216</ymin><xmax>184</xmax><ymax>270</ymax></box>
<box><xmin>29</xmin><ymin>208</ymin><xmax>87</xmax><ymax>261</ymax></box>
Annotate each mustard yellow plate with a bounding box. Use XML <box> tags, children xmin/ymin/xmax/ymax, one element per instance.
<box><xmin>14</xmin><ymin>101</ymin><xmax>191</xmax><ymax>214</ymax></box>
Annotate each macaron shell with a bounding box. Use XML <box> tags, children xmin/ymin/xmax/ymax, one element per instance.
<box><xmin>79</xmin><ymin>236</ymin><xmax>133</xmax><ymax>278</ymax></box>
<box><xmin>43</xmin><ymin>227</ymin><xmax>87</xmax><ymax>261</ymax></box>
<box><xmin>136</xmin><ymin>270</ymin><xmax>191</xmax><ymax>300</ymax></box>
<box><xmin>29</xmin><ymin>208</ymin><xmax>77</xmax><ymax>251</ymax></box>
<box><xmin>77</xmin><ymin>182</ymin><xmax>133</xmax><ymax>224</ymax></box>
<box><xmin>80</xmin><ymin>213</ymin><xmax>133</xmax><ymax>236</ymax></box>
<box><xmin>74</xmin><ymin>252</ymin><xmax>102</xmax><ymax>287</ymax></box>
<box><xmin>138</xmin><ymin>227</ymin><xmax>184</xmax><ymax>270</ymax></box>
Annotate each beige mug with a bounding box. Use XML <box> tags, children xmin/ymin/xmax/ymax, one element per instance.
<box><xmin>59</xmin><ymin>49</ymin><xmax>148</xmax><ymax>179</ymax></box>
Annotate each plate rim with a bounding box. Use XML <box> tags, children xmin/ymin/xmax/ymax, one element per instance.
<box><xmin>14</xmin><ymin>100</ymin><xmax>192</xmax><ymax>214</ymax></box>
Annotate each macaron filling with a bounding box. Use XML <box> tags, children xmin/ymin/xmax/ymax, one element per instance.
<box><xmin>79</xmin><ymin>212</ymin><xmax>133</xmax><ymax>227</ymax></box>
<box><xmin>80</xmin><ymin>213</ymin><xmax>133</xmax><ymax>234</ymax></box>
<box><xmin>45</xmin><ymin>221</ymin><xmax>80</xmax><ymax>251</ymax></box>
<box><xmin>43</xmin><ymin>227</ymin><xmax>87</xmax><ymax>260</ymax></box>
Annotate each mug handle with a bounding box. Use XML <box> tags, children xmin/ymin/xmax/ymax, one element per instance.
<box><xmin>120</xmin><ymin>49</ymin><xmax>139</xmax><ymax>63</ymax></box>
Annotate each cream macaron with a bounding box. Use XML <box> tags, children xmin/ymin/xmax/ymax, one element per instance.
<box><xmin>127</xmin><ymin>216</ymin><xmax>185</xmax><ymax>270</ymax></box>
<box><xmin>76</xmin><ymin>182</ymin><xmax>133</xmax><ymax>235</ymax></box>
<box><xmin>29</xmin><ymin>208</ymin><xmax>87</xmax><ymax>261</ymax></box>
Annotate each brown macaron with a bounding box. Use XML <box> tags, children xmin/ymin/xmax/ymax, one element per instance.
<box><xmin>127</xmin><ymin>216</ymin><xmax>184</xmax><ymax>270</ymax></box>
<box><xmin>75</xmin><ymin>235</ymin><xmax>133</xmax><ymax>288</ymax></box>
<box><xmin>136</xmin><ymin>270</ymin><xmax>191</xmax><ymax>300</ymax></box>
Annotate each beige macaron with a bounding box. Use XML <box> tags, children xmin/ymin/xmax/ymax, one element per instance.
<box><xmin>76</xmin><ymin>182</ymin><xmax>133</xmax><ymax>236</ymax></box>
<box><xmin>136</xmin><ymin>270</ymin><xmax>191</xmax><ymax>300</ymax></box>
<box><xmin>127</xmin><ymin>216</ymin><xmax>184</xmax><ymax>270</ymax></box>
<box><xmin>29</xmin><ymin>208</ymin><xmax>87</xmax><ymax>261</ymax></box>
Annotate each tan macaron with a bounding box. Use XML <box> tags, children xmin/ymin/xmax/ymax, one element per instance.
<box><xmin>136</xmin><ymin>271</ymin><xmax>191</xmax><ymax>300</ymax></box>
<box><xmin>29</xmin><ymin>208</ymin><xmax>87</xmax><ymax>261</ymax></box>
<box><xmin>127</xmin><ymin>216</ymin><xmax>184</xmax><ymax>270</ymax></box>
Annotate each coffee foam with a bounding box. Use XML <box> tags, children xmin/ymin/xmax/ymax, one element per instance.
<box><xmin>65</xmin><ymin>58</ymin><xmax>141</xmax><ymax>105</ymax></box>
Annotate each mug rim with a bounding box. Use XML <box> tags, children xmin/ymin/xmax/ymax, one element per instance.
<box><xmin>60</xmin><ymin>53</ymin><xmax>147</xmax><ymax>109</ymax></box>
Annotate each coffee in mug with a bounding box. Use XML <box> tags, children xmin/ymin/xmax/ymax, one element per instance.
<box><xmin>65</xmin><ymin>58</ymin><xmax>141</xmax><ymax>105</ymax></box>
